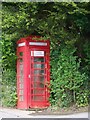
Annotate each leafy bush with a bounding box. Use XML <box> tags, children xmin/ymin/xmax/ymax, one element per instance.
<box><xmin>2</xmin><ymin>85</ymin><xmax>17</xmax><ymax>107</ymax></box>
<box><xmin>76</xmin><ymin>89</ymin><xmax>89</xmax><ymax>107</ymax></box>
<box><xmin>2</xmin><ymin>69</ymin><xmax>17</xmax><ymax>107</ymax></box>
<box><xmin>50</xmin><ymin>44</ymin><xmax>88</xmax><ymax>107</ymax></box>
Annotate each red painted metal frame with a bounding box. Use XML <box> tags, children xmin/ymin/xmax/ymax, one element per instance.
<box><xmin>17</xmin><ymin>35</ymin><xmax>50</xmax><ymax>109</ymax></box>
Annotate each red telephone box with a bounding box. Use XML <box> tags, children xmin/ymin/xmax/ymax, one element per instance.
<box><xmin>16</xmin><ymin>35</ymin><xmax>50</xmax><ymax>109</ymax></box>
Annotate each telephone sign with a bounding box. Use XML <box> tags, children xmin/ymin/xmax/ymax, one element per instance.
<box><xmin>16</xmin><ymin>35</ymin><xmax>50</xmax><ymax>109</ymax></box>
<box><xmin>31</xmin><ymin>51</ymin><xmax>44</xmax><ymax>56</ymax></box>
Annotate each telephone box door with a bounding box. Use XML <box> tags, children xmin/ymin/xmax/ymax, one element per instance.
<box><xmin>30</xmin><ymin>49</ymin><xmax>50</xmax><ymax>108</ymax></box>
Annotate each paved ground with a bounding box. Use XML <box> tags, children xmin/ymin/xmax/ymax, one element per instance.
<box><xmin>0</xmin><ymin>107</ymin><xmax>89</xmax><ymax>119</ymax></box>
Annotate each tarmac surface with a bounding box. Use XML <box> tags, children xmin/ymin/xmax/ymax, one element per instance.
<box><xmin>0</xmin><ymin>107</ymin><xmax>89</xmax><ymax>119</ymax></box>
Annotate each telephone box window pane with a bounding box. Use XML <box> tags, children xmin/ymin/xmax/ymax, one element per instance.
<box><xmin>19</xmin><ymin>96</ymin><xmax>24</xmax><ymax>101</ymax></box>
<box><xmin>40</xmin><ymin>76</ymin><xmax>44</xmax><ymax>82</ymax></box>
<box><xmin>33</xmin><ymin>82</ymin><xmax>44</xmax><ymax>88</ymax></box>
<box><xmin>19</xmin><ymin>63</ymin><xmax>23</xmax><ymax>82</ymax></box>
<box><xmin>20</xmin><ymin>64</ymin><xmax>23</xmax><ymax>73</ymax></box>
<box><xmin>19</xmin><ymin>57</ymin><xmax>23</xmax><ymax>83</ymax></box>
<box><xmin>34</xmin><ymin>58</ymin><xmax>44</xmax><ymax>62</ymax></box>
<box><xmin>20</xmin><ymin>84</ymin><xmax>23</xmax><ymax>89</ymax></box>
<box><xmin>33</xmin><ymin>82</ymin><xmax>39</xmax><ymax>87</ymax></box>
<box><xmin>33</xmin><ymin>96</ymin><xmax>44</xmax><ymax>101</ymax></box>
<box><xmin>33</xmin><ymin>89</ymin><xmax>44</xmax><ymax>94</ymax></box>
<box><xmin>33</xmin><ymin>76</ymin><xmax>44</xmax><ymax>82</ymax></box>
<box><xmin>40</xmin><ymin>83</ymin><xmax>44</xmax><ymax>88</ymax></box>
<box><xmin>34</xmin><ymin>77</ymin><xmax>38</xmax><ymax>82</ymax></box>
<box><xmin>19</xmin><ymin>90</ymin><xmax>23</xmax><ymax>95</ymax></box>
<box><xmin>19</xmin><ymin>76</ymin><xmax>23</xmax><ymax>83</ymax></box>
<box><xmin>41</xmin><ymin>70</ymin><xmax>44</xmax><ymax>74</ymax></box>
<box><xmin>34</xmin><ymin>70</ymin><xmax>39</xmax><ymax>74</ymax></box>
<box><xmin>34</xmin><ymin>70</ymin><xmax>44</xmax><ymax>75</ymax></box>
<box><xmin>19</xmin><ymin>52</ymin><xmax>23</xmax><ymax>56</ymax></box>
<box><xmin>34</xmin><ymin>64</ymin><xmax>44</xmax><ymax>69</ymax></box>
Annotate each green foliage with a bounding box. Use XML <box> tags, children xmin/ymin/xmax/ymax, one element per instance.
<box><xmin>76</xmin><ymin>89</ymin><xmax>89</xmax><ymax>107</ymax></box>
<box><xmin>2</xmin><ymin>85</ymin><xmax>17</xmax><ymax>107</ymax></box>
<box><xmin>83</xmin><ymin>41</ymin><xmax>90</xmax><ymax>76</ymax></box>
<box><xmin>2</xmin><ymin>2</ymin><xmax>90</xmax><ymax>107</ymax></box>
<box><xmin>50</xmin><ymin>44</ymin><xmax>88</xmax><ymax>107</ymax></box>
<box><xmin>2</xmin><ymin>69</ymin><xmax>17</xmax><ymax>107</ymax></box>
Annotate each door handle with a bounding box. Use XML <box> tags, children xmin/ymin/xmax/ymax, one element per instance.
<box><xmin>28</xmin><ymin>74</ymin><xmax>31</xmax><ymax>78</ymax></box>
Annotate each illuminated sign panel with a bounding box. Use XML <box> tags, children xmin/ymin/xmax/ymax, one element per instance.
<box><xmin>29</xmin><ymin>42</ymin><xmax>47</xmax><ymax>46</ymax></box>
<box><xmin>18</xmin><ymin>42</ymin><xmax>25</xmax><ymax>47</ymax></box>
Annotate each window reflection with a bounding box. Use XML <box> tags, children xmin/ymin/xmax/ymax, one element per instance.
<box><xmin>34</xmin><ymin>70</ymin><xmax>44</xmax><ymax>75</ymax></box>
<box><xmin>32</xmin><ymin>76</ymin><xmax>44</xmax><ymax>82</ymax></box>
<box><xmin>34</xmin><ymin>57</ymin><xmax>44</xmax><ymax>62</ymax></box>
<box><xmin>34</xmin><ymin>64</ymin><xmax>44</xmax><ymax>69</ymax></box>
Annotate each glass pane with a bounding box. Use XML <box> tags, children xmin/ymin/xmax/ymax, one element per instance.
<box><xmin>19</xmin><ymin>96</ymin><xmax>24</xmax><ymax>101</ymax></box>
<box><xmin>34</xmin><ymin>58</ymin><xmax>44</xmax><ymax>62</ymax></box>
<box><xmin>19</xmin><ymin>84</ymin><xmax>23</xmax><ymax>89</ymax></box>
<box><xmin>33</xmin><ymin>82</ymin><xmax>44</xmax><ymax>88</ymax></box>
<box><xmin>33</xmin><ymin>76</ymin><xmax>44</xmax><ymax>82</ymax></box>
<box><xmin>19</xmin><ymin>59</ymin><xmax>23</xmax><ymax>83</ymax></box>
<box><xmin>19</xmin><ymin>76</ymin><xmax>23</xmax><ymax>82</ymax></box>
<box><xmin>19</xmin><ymin>90</ymin><xmax>23</xmax><ymax>95</ymax></box>
<box><xmin>40</xmin><ymin>83</ymin><xmax>44</xmax><ymax>88</ymax></box>
<box><xmin>34</xmin><ymin>64</ymin><xmax>44</xmax><ymax>69</ymax></box>
<box><xmin>34</xmin><ymin>82</ymin><xmax>38</xmax><ymax>87</ymax></box>
<box><xmin>19</xmin><ymin>62</ymin><xmax>23</xmax><ymax>75</ymax></box>
<box><xmin>41</xmin><ymin>70</ymin><xmax>44</xmax><ymax>74</ymax></box>
<box><xmin>33</xmin><ymin>96</ymin><xmax>45</xmax><ymax>101</ymax></box>
<box><xmin>40</xmin><ymin>76</ymin><xmax>44</xmax><ymax>83</ymax></box>
<box><xmin>33</xmin><ymin>89</ymin><xmax>45</xmax><ymax>94</ymax></box>
<box><xmin>33</xmin><ymin>77</ymin><xmax>38</xmax><ymax>82</ymax></box>
<box><xmin>34</xmin><ymin>70</ymin><xmax>44</xmax><ymax>75</ymax></box>
<box><xmin>34</xmin><ymin>70</ymin><xmax>40</xmax><ymax>74</ymax></box>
